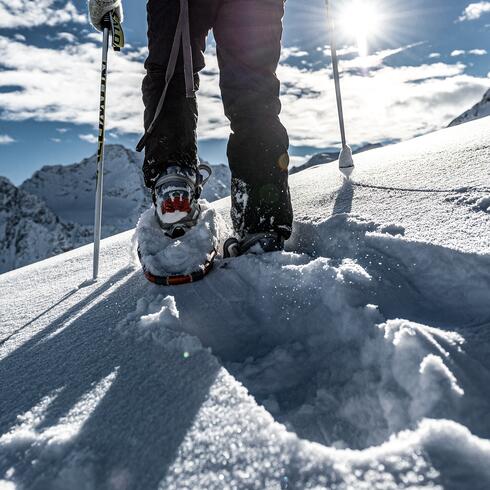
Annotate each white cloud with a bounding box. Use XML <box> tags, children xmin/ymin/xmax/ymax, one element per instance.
<box><xmin>290</xmin><ymin>155</ymin><xmax>310</xmax><ymax>168</ymax></box>
<box><xmin>0</xmin><ymin>37</ymin><xmax>488</xmax><ymax>151</ymax></box>
<box><xmin>451</xmin><ymin>50</ymin><xmax>466</xmax><ymax>57</ymax></box>
<box><xmin>281</xmin><ymin>47</ymin><xmax>309</xmax><ymax>61</ymax></box>
<box><xmin>50</xmin><ymin>32</ymin><xmax>77</xmax><ymax>43</ymax></box>
<box><xmin>51</xmin><ymin>137</ymin><xmax>61</xmax><ymax>143</ymax></box>
<box><xmin>79</xmin><ymin>134</ymin><xmax>98</xmax><ymax>144</ymax></box>
<box><xmin>85</xmin><ymin>33</ymin><xmax>101</xmax><ymax>42</ymax></box>
<box><xmin>429</xmin><ymin>52</ymin><xmax>441</xmax><ymax>59</ymax></box>
<box><xmin>0</xmin><ymin>0</ymin><xmax>85</xmax><ymax>29</ymax></box>
<box><xmin>277</xmin><ymin>58</ymin><xmax>487</xmax><ymax>147</ymax></box>
<box><xmin>459</xmin><ymin>2</ymin><xmax>490</xmax><ymax>21</ymax></box>
<box><xmin>0</xmin><ymin>134</ymin><xmax>15</xmax><ymax>144</ymax></box>
<box><xmin>0</xmin><ymin>36</ymin><xmax>145</xmax><ymax>135</ymax></box>
<box><xmin>14</xmin><ymin>34</ymin><xmax>26</xmax><ymax>42</ymax></box>
<box><xmin>323</xmin><ymin>45</ymin><xmax>359</xmax><ymax>58</ymax></box>
<box><xmin>468</xmin><ymin>48</ymin><xmax>488</xmax><ymax>55</ymax></box>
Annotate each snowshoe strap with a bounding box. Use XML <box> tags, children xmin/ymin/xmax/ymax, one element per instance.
<box><xmin>198</xmin><ymin>163</ymin><xmax>212</xmax><ymax>187</ymax></box>
<box><xmin>161</xmin><ymin>202</ymin><xmax>201</xmax><ymax>238</ymax></box>
<box><xmin>239</xmin><ymin>232</ymin><xmax>282</xmax><ymax>253</ymax></box>
<box><xmin>153</xmin><ymin>164</ymin><xmax>212</xmax><ymax>200</ymax></box>
<box><xmin>154</xmin><ymin>171</ymin><xmax>198</xmax><ymax>194</ymax></box>
<box><xmin>224</xmin><ymin>232</ymin><xmax>284</xmax><ymax>258</ymax></box>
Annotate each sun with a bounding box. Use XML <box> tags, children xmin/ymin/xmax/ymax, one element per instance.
<box><xmin>338</xmin><ymin>0</ymin><xmax>382</xmax><ymax>58</ymax></box>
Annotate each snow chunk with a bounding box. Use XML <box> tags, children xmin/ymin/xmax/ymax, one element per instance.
<box><xmin>118</xmin><ymin>295</ymin><xmax>203</xmax><ymax>356</ymax></box>
<box><xmin>420</xmin><ymin>354</ymin><xmax>464</xmax><ymax>397</ymax></box>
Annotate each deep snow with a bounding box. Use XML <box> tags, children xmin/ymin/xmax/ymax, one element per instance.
<box><xmin>1</xmin><ymin>117</ymin><xmax>490</xmax><ymax>489</ymax></box>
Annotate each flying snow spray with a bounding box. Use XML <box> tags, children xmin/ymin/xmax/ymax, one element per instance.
<box><xmin>325</xmin><ymin>0</ymin><xmax>354</xmax><ymax>179</ymax></box>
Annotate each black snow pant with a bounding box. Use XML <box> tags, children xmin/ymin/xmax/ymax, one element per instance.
<box><xmin>142</xmin><ymin>0</ymin><xmax>293</xmax><ymax>239</ymax></box>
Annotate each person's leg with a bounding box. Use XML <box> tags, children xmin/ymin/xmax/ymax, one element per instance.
<box><xmin>213</xmin><ymin>0</ymin><xmax>293</xmax><ymax>240</ymax></box>
<box><xmin>142</xmin><ymin>0</ymin><xmax>217</xmax><ymax>188</ymax></box>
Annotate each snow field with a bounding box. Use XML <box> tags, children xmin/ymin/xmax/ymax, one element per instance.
<box><xmin>117</xmin><ymin>208</ymin><xmax>490</xmax><ymax>488</ymax></box>
<box><xmin>1</xmin><ymin>118</ymin><xmax>490</xmax><ymax>488</ymax></box>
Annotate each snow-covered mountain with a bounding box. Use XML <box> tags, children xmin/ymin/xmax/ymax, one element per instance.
<box><xmin>0</xmin><ymin>177</ymin><xmax>90</xmax><ymax>273</ymax></box>
<box><xmin>21</xmin><ymin>145</ymin><xmax>149</xmax><ymax>236</ymax></box>
<box><xmin>1</xmin><ymin>117</ymin><xmax>490</xmax><ymax>489</ymax></box>
<box><xmin>449</xmin><ymin>87</ymin><xmax>490</xmax><ymax>127</ymax></box>
<box><xmin>1</xmin><ymin>145</ymin><xmax>230</xmax><ymax>273</ymax></box>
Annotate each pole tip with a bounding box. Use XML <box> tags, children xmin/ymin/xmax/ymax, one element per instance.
<box><xmin>339</xmin><ymin>145</ymin><xmax>354</xmax><ymax>179</ymax></box>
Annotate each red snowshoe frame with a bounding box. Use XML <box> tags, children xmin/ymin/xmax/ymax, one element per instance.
<box><xmin>138</xmin><ymin>247</ymin><xmax>217</xmax><ymax>286</ymax></box>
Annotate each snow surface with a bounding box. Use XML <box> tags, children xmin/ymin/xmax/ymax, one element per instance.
<box><xmin>1</xmin><ymin>118</ymin><xmax>490</xmax><ymax>489</ymax></box>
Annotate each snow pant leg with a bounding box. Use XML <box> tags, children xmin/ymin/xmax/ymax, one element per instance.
<box><xmin>142</xmin><ymin>0</ymin><xmax>217</xmax><ymax>188</ymax></box>
<box><xmin>214</xmin><ymin>0</ymin><xmax>293</xmax><ymax>239</ymax></box>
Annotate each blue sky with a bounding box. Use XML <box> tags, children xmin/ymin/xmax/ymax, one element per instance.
<box><xmin>0</xmin><ymin>0</ymin><xmax>489</xmax><ymax>184</ymax></box>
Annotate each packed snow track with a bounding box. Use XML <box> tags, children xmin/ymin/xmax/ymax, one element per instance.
<box><xmin>1</xmin><ymin>118</ymin><xmax>490</xmax><ymax>489</ymax></box>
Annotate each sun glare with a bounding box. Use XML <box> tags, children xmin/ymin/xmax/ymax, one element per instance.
<box><xmin>338</xmin><ymin>0</ymin><xmax>381</xmax><ymax>58</ymax></box>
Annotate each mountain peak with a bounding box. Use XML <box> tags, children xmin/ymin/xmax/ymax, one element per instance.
<box><xmin>449</xmin><ymin>87</ymin><xmax>490</xmax><ymax>127</ymax></box>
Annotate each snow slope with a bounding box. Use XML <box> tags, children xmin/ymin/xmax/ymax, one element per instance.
<box><xmin>1</xmin><ymin>118</ymin><xmax>490</xmax><ymax>489</ymax></box>
<box><xmin>449</xmin><ymin>88</ymin><xmax>490</xmax><ymax>127</ymax></box>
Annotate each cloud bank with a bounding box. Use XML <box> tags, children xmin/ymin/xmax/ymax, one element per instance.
<box><xmin>0</xmin><ymin>35</ymin><xmax>488</xmax><ymax>149</ymax></box>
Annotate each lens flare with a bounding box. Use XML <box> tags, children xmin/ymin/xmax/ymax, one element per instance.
<box><xmin>338</xmin><ymin>0</ymin><xmax>381</xmax><ymax>58</ymax></box>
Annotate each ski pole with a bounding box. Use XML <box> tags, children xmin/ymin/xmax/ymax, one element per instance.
<box><xmin>325</xmin><ymin>0</ymin><xmax>354</xmax><ymax>179</ymax></box>
<box><xmin>92</xmin><ymin>13</ymin><xmax>111</xmax><ymax>281</ymax></box>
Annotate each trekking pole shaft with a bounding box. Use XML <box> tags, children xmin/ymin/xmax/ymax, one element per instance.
<box><xmin>325</xmin><ymin>0</ymin><xmax>347</xmax><ymax>148</ymax></box>
<box><xmin>93</xmin><ymin>25</ymin><xmax>110</xmax><ymax>281</ymax></box>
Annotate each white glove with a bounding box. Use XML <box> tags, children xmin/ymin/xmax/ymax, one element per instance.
<box><xmin>88</xmin><ymin>0</ymin><xmax>124</xmax><ymax>32</ymax></box>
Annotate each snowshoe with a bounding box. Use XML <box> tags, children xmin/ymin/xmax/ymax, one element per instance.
<box><xmin>137</xmin><ymin>165</ymin><xmax>221</xmax><ymax>286</ymax></box>
<box><xmin>223</xmin><ymin>231</ymin><xmax>285</xmax><ymax>258</ymax></box>
<box><xmin>152</xmin><ymin>164</ymin><xmax>212</xmax><ymax>239</ymax></box>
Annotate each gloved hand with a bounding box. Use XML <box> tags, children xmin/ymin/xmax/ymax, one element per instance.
<box><xmin>88</xmin><ymin>0</ymin><xmax>124</xmax><ymax>32</ymax></box>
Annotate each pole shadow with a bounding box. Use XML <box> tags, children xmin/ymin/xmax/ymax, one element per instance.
<box><xmin>0</xmin><ymin>267</ymin><xmax>220</xmax><ymax>489</ymax></box>
<box><xmin>332</xmin><ymin>180</ymin><xmax>354</xmax><ymax>215</ymax></box>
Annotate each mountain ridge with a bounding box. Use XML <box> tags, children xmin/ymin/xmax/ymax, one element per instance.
<box><xmin>449</xmin><ymin>87</ymin><xmax>490</xmax><ymax>127</ymax></box>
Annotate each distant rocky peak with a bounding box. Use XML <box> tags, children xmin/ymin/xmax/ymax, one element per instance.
<box><xmin>449</xmin><ymin>88</ymin><xmax>490</xmax><ymax>127</ymax></box>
